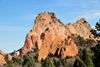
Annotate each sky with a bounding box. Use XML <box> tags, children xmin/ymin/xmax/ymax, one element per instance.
<box><xmin>0</xmin><ymin>0</ymin><xmax>100</xmax><ymax>53</ymax></box>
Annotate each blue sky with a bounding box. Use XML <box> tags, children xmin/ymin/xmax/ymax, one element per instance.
<box><xmin>0</xmin><ymin>0</ymin><xmax>100</xmax><ymax>53</ymax></box>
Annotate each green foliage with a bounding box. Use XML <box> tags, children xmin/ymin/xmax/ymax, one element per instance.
<box><xmin>41</xmin><ymin>57</ymin><xmax>55</xmax><ymax>67</ymax></box>
<box><xmin>41</xmin><ymin>58</ymin><xmax>44</xmax><ymax>63</ymax></box>
<box><xmin>6</xmin><ymin>60</ymin><xmax>15</xmax><ymax>67</ymax></box>
<box><xmin>53</xmin><ymin>58</ymin><xmax>58</xmax><ymax>66</ymax></box>
<box><xmin>78</xmin><ymin>35</ymin><xmax>85</xmax><ymax>46</ymax></box>
<box><xmin>58</xmin><ymin>19</ymin><xmax>62</xmax><ymax>23</ymax></box>
<box><xmin>91</xmin><ymin>19</ymin><xmax>100</xmax><ymax>37</ymax></box>
<box><xmin>51</xmin><ymin>15</ymin><xmax>54</xmax><ymax>19</ymax></box>
<box><xmin>82</xmin><ymin>48</ymin><xmax>94</xmax><ymax>67</ymax></box>
<box><xmin>91</xmin><ymin>44</ymin><xmax>100</xmax><ymax>67</ymax></box>
<box><xmin>13</xmin><ymin>58</ymin><xmax>22</xmax><ymax>65</ymax></box>
<box><xmin>65</xmin><ymin>56</ymin><xmax>73</xmax><ymax>59</ymax></box>
<box><xmin>57</xmin><ymin>60</ymin><xmax>62</xmax><ymax>66</ymax></box>
<box><xmin>73</xmin><ymin>58</ymin><xmax>86</xmax><ymax>67</ymax></box>
<box><xmin>86</xmin><ymin>39</ymin><xmax>96</xmax><ymax>47</ymax></box>
<box><xmin>78</xmin><ymin>48</ymin><xmax>83</xmax><ymax>59</ymax></box>
<box><xmin>60</xmin><ymin>57</ymin><xmax>65</xmax><ymax>65</ymax></box>
<box><xmin>90</xmin><ymin>29</ymin><xmax>98</xmax><ymax>38</ymax></box>
<box><xmin>34</xmin><ymin>54</ymin><xmax>38</xmax><ymax>59</ymax></box>
<box><xmin>23</xmin><ymin>56</ymin><xmax>36</xmax><ymax>67</ymax></box>
<box><xmin>33</xmin><ymin>48</ymin><xmax>38</xmax><ymax>52</ymax></box>
<box><xmin>27</xmin><ymin>51</ymin><xmax>31</xmax><ymax>55</ymax></box>
<box><xmin>64</xmin><ymin>38</ymin><xmax>68</xmax><ymax>45</ymax></box>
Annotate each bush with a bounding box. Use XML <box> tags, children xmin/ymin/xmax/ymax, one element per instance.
<box><xmin>41</xmin><ymin>57</ymin><xmax>55</xmax><ymax>67</ymax></box>
<box><xmin>27</xmin><ymin>51</ymin><xmax>31</xmax><ymax>55</ymax></box>
<box><xmin>86</xmin><ymin>39</ymin><xmax>96</xmax><ymax>47</ymax></box>
<box><xmin>34</xmin><ymin>54</ymin><xmax>38</xmax><ymax>59</ymax></box>
<box><xmin>78</xmin><ymin>35</ymin><xmax>85</xmax><ymax>46</ymax></box>
<box><xmin>65</xmin><ymin>56</ymin><xmax>73</xmax><ymax>59</ymax></box>
<box><xmin>57</xmin><ymin>60</ymin><xmax>62</xmax><ymax>66</ymax></box>
<box><xmin>33</xmin><ymin>48</ymin><xmax>38</xmax><ymax>52</ymax></box>
<box><xmin>6</xmin><ymin>60</ymin><xmax>15</xmax><ymax>67</ymax></box>
<box><xmin>53</xmin><ymin>58</ymin><xmax>58</xmax><ymax>66</ymax></box>
<box><xmin>13</xmin><ymin>58</ymin><xmax>22</xmax><ymax>65</ymax></box>
<box><xmin>23</xmin><ymin>56</ymin><xmax>35</xmax><ymax>67</ymax></box>
<box><xmin>58</xmin><ymin>19</ymin><xmax>62</xmax><ymax>23</ymax></box>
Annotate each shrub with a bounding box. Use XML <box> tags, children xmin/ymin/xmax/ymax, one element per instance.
<box><xmin>41</xmin><ymin>57</ymin><xmax>55</xmax><ymax>67</ymax></box>
<box><xmin>6</xmin><ymin>60</ymin><xmax>15</xmax><ymax>67</ymax></box>
<box><xmin>27</xmin><ymin>51</ymin><xmax>31</xmax><ymax>55</ymax></box>
<box><xmin>33</xmin><ymin>48</ymin><xmax>38</xmax><ymax>52</ymax></box>
<box><xmin>34</xmin><ymin>54</ymin><xmax>38</xmax><ymax>59</ymax></box>
<box><xmin>57</xmin><ymin>60</ymin><xmax>62</xmax><ymax>66</ymax></box>
<box><xmin>13</xmin><ymin>58</ymin><xmax>22</xmax><ymax>65</ymax></box>
<box><xmin>65</xmin><ymin>56</ymin><xmax>73</xmax><ymax>59</ymax></box>
<box><xmin>23</xmin><ymin>56</ymin><xmax>35</xmax><ymax>67</ymax></box>
<box><xmin>53</xmin><ymin>58</ymin><xmax>58</xmax><ymax>66</ymax></box>
<box><xmin>58</xmin><ymin>19</ymin><xmax>62</xmax><ymax>23</ymax></box>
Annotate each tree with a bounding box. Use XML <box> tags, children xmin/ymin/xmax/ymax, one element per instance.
<box><xmin>41</xmin><ymin>57</ymin><xmax>55</xmax><ymax>67</ymax></box>
<box><xmin>91</xmin><ymin>20</ymin><xmax>100</xmax><ymax>37</ymax></box>
<box><xmin>73</xmin><ymin>58</ymin><xmax>86</xmax><ymax>67</ymax></box>
<box><xmin>91</xmin><ymin>44</ymin><xmax>100</xmax><ymax>67</ymax></box>
<box><xmin>82</xmin><ymin>48</ymin><xmax>94</xmax><ymax>67</ymax></box>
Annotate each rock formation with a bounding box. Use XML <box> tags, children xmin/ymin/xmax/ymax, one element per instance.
<box><xmin>66</xmin><ymin>18</ymin><xmax>94</xmax><ymax>39</ymax></box>
<box><xmin>7</xmin><ymin>54</ymin><xmax>12</xmax><ymax>60</ymax></box>
<box><xmin>0</xmin><ymin>50</ymin><xmax>6</xmax><ymax>57</ymax></box>
<box><xmin>0</xmin><ymin>51</ymin><xmax>7</xmax><ymax>65</ymax></box>
<box><xmin>21</xmin><ymin>12</ymin><xmax>79</xmax><ymax>60</ymax></box>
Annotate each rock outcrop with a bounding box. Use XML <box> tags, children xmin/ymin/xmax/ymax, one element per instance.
<box><xmin>0</xmin><ymin>55</ymin><xmax>6</xmax><ymax>65</ymax></box>
<box><xmin>21</xmin><ymin>12</ymin><xmax>96</xmax><ymax>60</ymax></box>
<box><xmin>0</xmin><ymin>50</ymin><xmax>6</xmax><ymax>57</ymax></box>
<box><xmin>66</xmin><ymin>18</ymin><xmax>94</xmax><ymax>39</ymax></box>
<box><xmin>21</xmin><ymin>12</ymin><xmax>78</xmax><ymax>60</ymax></box>
<box><xmin>7</xmin><ymin>54</ymin><xmax>12</xmax><ymax>60</ymax></box>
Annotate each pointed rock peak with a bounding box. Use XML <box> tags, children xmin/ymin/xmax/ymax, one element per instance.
<box><xmin>76</xmin><ymin>18</ymin><xmax>87</xmax><ymax>23</ymax></box>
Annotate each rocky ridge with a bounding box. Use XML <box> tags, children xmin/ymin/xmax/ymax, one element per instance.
<box><xmin>21</xmin><ymin>12</ymin><xmax>94</xmax><ymax>60</ymax></box>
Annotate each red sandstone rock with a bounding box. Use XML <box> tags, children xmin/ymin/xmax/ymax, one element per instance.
<box><xmin>22</xmin><ymin>12</ymin><xmax>96</xmax><ymax>60</ymax></box>
<box><xmin>7</xmin><ymin>54</ymin><xmax>12</xmax><ymax>60</ymax></box>
<box><xmin>0</xmin><ymin>55</ymin><xmax>6</xmax><ymax>65</ymax></box>
<box><xmin>0</xmin><ymin>50</ymin><xmax>6</xmax><ymax>57</ymax></box>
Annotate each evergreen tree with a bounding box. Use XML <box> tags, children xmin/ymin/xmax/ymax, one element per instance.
<box><xmin>23</xmin><ymin>56</ymin><xmax>35</xmax><ymax>67</ymax></box>
<box><xmin>91</xmin><ymin>44</ymin><xmax>100</xmax><ymax>67</ymax></box>
<box><xmin>91</xmin><ymin>20</ymin><xmax>100</xmax><ymax>37</ymax></box>
<box><xmin>73</xmin><ymin>58</ymin><xmax>86</xmax><ymax>67</ymax></box>
<box><xmin>82</xmin><ymin>48</ymin><xmax>94</xmax><ymax>67</ymax></box>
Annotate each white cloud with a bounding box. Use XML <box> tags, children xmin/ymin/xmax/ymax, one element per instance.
<box><xmin>93</xmin><ymin>13</ymin><xmax>100</xmax><ymax>15</ymax></box>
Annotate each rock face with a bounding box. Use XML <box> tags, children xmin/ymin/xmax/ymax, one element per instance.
<box><xmin>66</xmin><ymin>18</ymin><xmax>94</xmax><ymax>39</ymax></box>
<box><xmin>21</xmin><ymin>12</ymin><xmax>93</xmax><ymax>60</ymax></box>
<box><xmin>7</xmin><ymin>54</ymin><xmax>12</xmax><ymax>60</ymax></box>
<box><xmin>0</xmin><ymin>50</ymin><xmax>6</xmax><ymax>57</ymax></box>
<box><xmin>0</xmin><ymin>55</ymin><xmax>6</xmax><ymax>65</ymax></box>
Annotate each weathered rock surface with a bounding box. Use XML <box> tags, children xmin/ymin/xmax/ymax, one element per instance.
<box><xmin>0</xmin><ymin>50</ymin><xmax>6</xmax><ymax>57</ymax></box>
<box><xmin>21</xmin><ymin>12</ymin><xmax>95</xmax><ymax>60</ymax></box>
<box><xmin>0</xmin><ymin>55</ymin><xmax>6</xmax><ymax>65</ymax></box>
<box><xmin>7</xmin><ymin>54</ymin><xmax>12</xmax><ymax>60</ymax></box>
<box><xmin>66</xmin><ymin>18</ymin><xmax>94</xmax><ymax>39</ymax></box>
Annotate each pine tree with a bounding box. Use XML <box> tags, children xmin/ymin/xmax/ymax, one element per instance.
<box><xmin>82</xmin><ymin>48</ymin><xmax>93</xmax><ymax>67</ymax></box>
<box><xmin>73</xmin><ymin>58</ymin><xmax>86</xmax><ymax>67</ymax></box>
